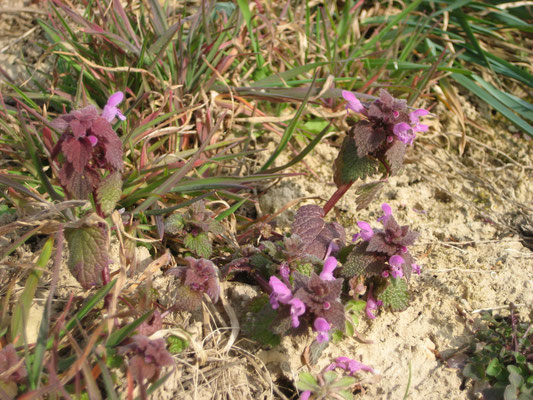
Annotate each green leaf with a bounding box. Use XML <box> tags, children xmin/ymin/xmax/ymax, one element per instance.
<box><xmin>65</xmin><ymin>222</ymin><xmax>109</xmax><ymax>289</ymax></box>
<box><xmin>167</xmin><ymin>335</ymin><xmax>188</xmax><ymax>354</ymax></box>
<box><xmin>508</xmin><ymin>367</ymin><xmax>524</xmax><ymax>387</ymax></box>
<box><xmin>106</xmin><ymin>310</ymin><xmax>153</xmax><ymax>348</ymax></box>
<box><xmin>96</xmin><ymin>172</ymin><xmax>123</xmax><ymax>215</ymax></box>
<box><xmin>504</xmin><ymin>384</ymin><xmax>519</xmax><ymax>400</ymax></box>
<box><xmin>184</xmin><ymin>232</ymin><xmax>212</xmax><ymax>258</ymax></box>
<box><xmin>338</xmin><ymin>389</ymin><xmax>355</xmax><ymax>400</ymax></box>
<box><xmin>323</xmin><ymin>370</ymin><xmax>338</xmax><ymax>385</ymax></box>
<box><xmin>334</xmin><ymin>137</ymin><xmax>378</xmax><ymax>186</ymax></box>
<box><xmin>296</xmin><ymin>372</ymin><xmax>319</xmax><ymax>391</ymax></box>
<box><xmin>241</xmin><ymin>296</ymin><xmax>280</xmax><ymax>347</ymax></box>
<box><xmin>331</xmin><ymin>376</ymin><xmax>356</xmax><ymax>389</ymax></box>
<box><xmin>341</xmin><ymin>245</ymin><xmax>383</xmax><ymax>279</ymax></box>
<box><xmin>486</xmin><ymin>358</ymin><xmax>503</xmax><ymax>377</ymax></box>
<box><xmin>164</xmin><ymin>214</ymin><xmax>185</xmax><ymax>235</ymax></box>
<box><xmin>378</xmin><ymin>278</ymin><xmax>410</xmax><ymax>311</ymax></box>
<box><xmin>11</xmin><ymin>237</ymin><xmax>53</xmax><ymax>344</ymax></box>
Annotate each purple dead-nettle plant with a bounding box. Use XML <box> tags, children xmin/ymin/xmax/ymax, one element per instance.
<box><xmin>0</xmin><ymin>344</ymin><xmax>27</xmax><ymax>393</ymax></box>
<box><xmin>117</xmin><ymin>335</ymin><xmax>174</xmax><ymax>385</ymax></box>
<box><xmin>297</xmin><ymin>356</ymin><xmax>374</xmax><ymax>400</ymax></box>
<box><xmin>325</xmin><ymin>89</ymin><xmax>429</xmax><ymax>214</ymax></box>
<box><xmin>166</xmin><ymin>257</ymin><xmax>220</xmax><ymax>311</ymax></box>
<box><xmin>268</xmin><ymin>255</ymin><xmax>345</xmax><ymax>343</ymax></box>
<box><xmin>51</xmin><ymin>92</ymin><xmax>125</xmax><ymax>203</ymax></box>
<box><xmin>342</xmin><ymin>203</ymin><xmax>420</xmax><ymax>316</ymax></box>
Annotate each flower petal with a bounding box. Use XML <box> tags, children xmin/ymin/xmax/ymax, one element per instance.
<box><xmin>319</xmin><ymin>256</ymin><xmax>337</xmax><ymax>281</ymax></box>
<box><xmin>342</xmin><ymin>90</ymin><xmax>365</xmax><ymax>113</ymax></box>
<box><xmin>107</xmin><ymin>91</ymin><xmax>124</xmax><ymax>107</ymax></box>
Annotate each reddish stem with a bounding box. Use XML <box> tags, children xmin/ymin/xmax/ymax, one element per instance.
<box><xmin>323</xmin><ymin>181</ymin><xmax>355</xmax><ymax>216</ymax></box>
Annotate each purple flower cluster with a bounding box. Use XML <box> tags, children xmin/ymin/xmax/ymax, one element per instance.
<box><xmin>352</xmin><ymin>203</ymin><xmax>420</xmax><ymax>319</ymax></box>
<box><xmin>50</xmin><ymin>92</ymin><xmax>126</xmax><ymax>200</ymax></box>
<box><xmin>342</xmin><ymin>89</ymin><xmax>428</xmax><ymax>146</ymax></box>
<box><xmin>269</xmin><ymin>256</ymin><xmax>343</xmax><ymax>343</ymax></box>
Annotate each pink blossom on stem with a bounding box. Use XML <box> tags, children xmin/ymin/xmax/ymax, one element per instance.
<box><xmin>314</xmin><ymin>317</ymin><xmax>331</xmax><ymax>343</ymax></box>
<box><xmin>102</xmin><ymin>91</ymin><xmax>126</xmax><ymax>122</ymax></box>
<box><xmin>269</xmin><ymin>276</ymin><xmax>292</xmax><ymax>309</ymax></box>
<box><xmin>342</xmin><ymin>90</ymin><xmax>365</xmax><ymax>113</ymax></box>
<box><xmin>352</xmin><ymin>221</ymin><xmax>373</xmax><ymax>242</ymax></box>
<box><xmin>365</xmin><ymin>286</ymin><xmax>381</xmax><ymax>319</ymax></box>
<box><xmin>389</xmin><ymin>255</ymin><xmax>405</xmax><ymax>279</ymax></box>
<box><xmin>326</xmin><ymin>356</ymin><xmax>375</xmax><ymax>376</ymax></box>
<box><xmin>377</xmin><ymin>203</ymin><xmax>393</xmax><ymax>223</ymax></box>
<box><xmin>319</xmin><ymin>256</ymin><xmax>337</xmax><ymax>281</ymax></box>
<box><xmin>300</xmin><ymin>390</ymin><xmax>311</xmax><ymax>400</ymax></box>
<box><xmin>412</xmin><ymin>263</ymin><xmax>421</xmax><ymax>275</ymax></box>
<box><xmin>288</xmin><ymin>298</ymin><xmax>306</xmax><ymax>328</ymax></box>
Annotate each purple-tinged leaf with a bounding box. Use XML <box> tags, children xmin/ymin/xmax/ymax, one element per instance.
<box><xmin>117</xmin><ymin>335</ymin><xmax>173</xmax><ymax>383</ymax></box>
<box><xmin>96</xmin><ymin>172</ymin><xmax>122</xmax><ymax>215</ymax></box>
<box><xmin>65</xmin><ymin>222</ymin><xmax>110</xmax><ymax>289</ymax></box>
<box><xmin>91</xmin><ymin>117</ymin><xmax>123</xmax><ymax>171</ymax></box>
<box><xmin>59</xmin><ymin>166</ymin><xmax>100</xmax><ymax>200</ymax></box>
<box><xmin>352</xmin><ymin>121</ymin><xmax>386</xmax><ymax>158</ymax></box>
<box><xmin>385</xmin><ymin>140</ymin><xmax>407</xmax><ymax>175</ymax></box>
<box><xmin>366</xmin><ymin>234</ymin><xmax>397</xmax><ymax>255</ymax></box>
<box><xmin>355</xmin><ymin>181</ymin><xmax>385</xmax><ymax>210</ymax></box>
<box><xmin>61</xmin><ymin>137</ymin><xmax>92</xmax><ymax>173</ymax></box>
<box><xmin>292</xmin><ymin>205</ymin><xmax>325</xmax><ymax>245</ymax></box>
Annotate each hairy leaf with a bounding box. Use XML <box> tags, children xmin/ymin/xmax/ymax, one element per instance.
<box><xmin>164</xmin><ymin>214</ymin><xmax>185</xmax><ymax>235</ymax></box>
<box><xmin>366</xmin><ymin>234</ymin><xmax>398</xmax><ymax>255</ymax></box>
<box><xmin>342</xmin><ymin>244</ymin><xmax>385</xmax><ymax>278</ymax></box>
<box><xmin>96</xmin><ymin>172</ymin><xmax>122</xmax><ymax>215</ymax></box>
<box><xmin>355</xmin><ymin>181</ymin><xmax>385</xmax><ymax>210</ymax></box>
<box><xmin>352</xmin><ymin>121</ymin><xmax>386</xmax><ymax>158</ymax></box>
<box><xmin>377</xmin><ymin>278</ymin><xmax>409</xmax><ymax>311</ymax></box>
<box><xmin>334</xmin><ymin>136</ymin><xmax>378</xmax><ymax>186</ymax></box>
<box><xmin>292</xmin><ymin>205</ymin><xmax>325</xmax><ymax>245</ymax></box>
<box><xmin>91</xmin><ymin>117</ymin><xmax>123</xmax><ymax>171</ymax></box>
<box><xmin>385</xmin><ymin>140</ymin><xmax>407</xmax><ymax>175</ymax></box>
<box><xmin>184</xmin><ymin>232</ymin><xmax>212</xmax><ymax>258</ymax></box>
<box><xmin>62</xmin><ymin>137</ymin><xmax>92</xmax><ymax>173</ymax></box>
<box><xmin>241</xmin><ymin>296</ymin><xmax>281</xmax><ymax>346</ymax></box>
<box><xmin>65</xmin><ymin>223</ymin><xmax>109</xmax><ymax>289</ymax></box>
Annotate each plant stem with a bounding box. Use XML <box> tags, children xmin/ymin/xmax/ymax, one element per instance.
<box><xmin>323</xmin><ymin>181</ymin><xmax>355</xmax><ymax>215</ymax></box>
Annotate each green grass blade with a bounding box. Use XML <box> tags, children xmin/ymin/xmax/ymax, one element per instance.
<box><xmin>451</xmin><ymin>73</ymin><xmax>533</xmax><ymax>138</ymax></box>
<box><xmin>10</xmin><ymin>238</ymin><xmax>53</xmax><ymax>344</ymax></box>
<box><xmin>46</xmin><ymin>280</ymin><xmax>117</xmax><ymax>349</ymax></box>
<box><xmin>215</xmin><ymin>198</ymin><xmax>248</xmax><ymax>221</ymax></box>
<box><xmin>106</xmin><ymin>311</ymin><xmax>153</xmax><ymax>348</ymax></box>
<box><xmin>259</xmin><ymin>74</ymin><xmax>318</xmax><ymax>171</ymax></box>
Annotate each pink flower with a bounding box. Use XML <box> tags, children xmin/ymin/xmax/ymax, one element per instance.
<box><xmin>289</xmin><ymin>298</ymin><xmax>306</xmax><ymax>328</ymax></box>
<box><xmin>342</xmin><ymin>90</ymin><xmax>365</xmax><ymax>113</ymax></box>
<box><xmin>314</xmin><ymin>317</ymin><xmax>331</xmax><ymax>343</ymax></box>
<box><xmin>87</xmin><ymin>135</ymin><xmax>98</xmax><ymax>146</ymax></box>
<box><xmin>412</xmin><ymin>263</ymin><xmax>421</xmax><ymax>275</ymax></box>
<box><xmin>393</xmin><ymin>122</ymin><xmax>416</xmax><ymax>145</ymax></box>
<box><xmin>352</xmin><ymin>221</ymin><xmax>373</xmax><ymax>242</ymax></box>
<box><xmin>365</xmin><ymin>286</ymin><xmax>381</xmax><ymax>319</ymax></box>
<box><xmin>409</xmin><ymin>109</ymin><xmax>429</xmax><ymax>132</ymax></box>
<box><xmin>102</xmin><ymin>91</ymin><xmax>126</xmax><ymax>122</ymax></box>
<box><xmin>389</xmin><ymin>255</ymin><xmax>405</xmax><ymax>279</ymax></box>
<box><xmin>269</xmin><ymin>276</ymin><xmax>293</xmax><ymax>309</ymax></box>
<box><xmin>377</xmin><ymin>203</ymin><xmax>393</xmax><ymax>223</ymax></box>
<box><xmin>326</xmin><ymin>356</ymin><xmax>375</xmax><ymax>376</ymax></box>
<box><xmin>300</xmin><ymin>390</ymin><xmax>312</xmax><ymax>400</ymax></box>
<box><xmin>319</xmin><ymin>256</ymin><xmax>337</xmax><ymax>281</ymax></box>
